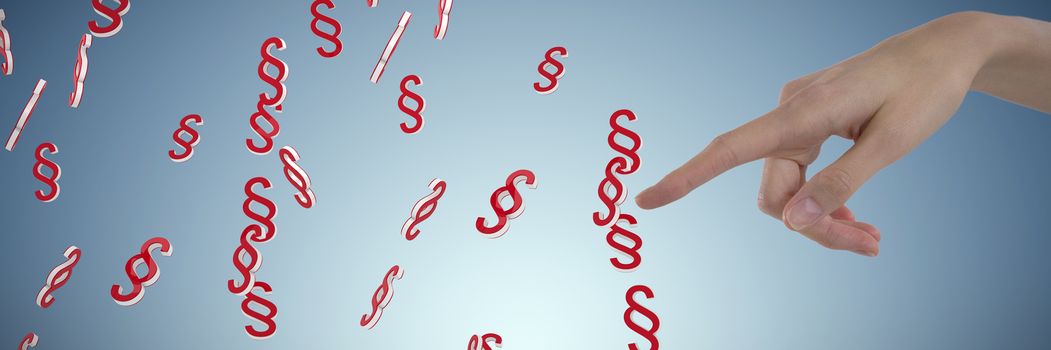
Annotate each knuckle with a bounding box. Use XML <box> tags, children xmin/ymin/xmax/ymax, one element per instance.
<box><xmin>780</xmin><ymin>80</ymin><xmax>808</xmax><ymax>102</ymax></box>
<box><xmin>709</xmin><ymin>132</ymin><xmax>733</xmax><ymax>150</ymax></box>
<box><xmin>791</xmin><ymin>82</ymin><xmax>838</xmax><ymax>107</ymax></box>
<box><xmin>820</xmin><ymin>224</ymin><xmax>842</xmax><ymax>249</ymax></box>
<box><xmin>709</xmin><ymin>133</ymin><xmax>741</xmax><ymax>167</ymax></box>
<box><xmin>796</xmin><ymin>225</ymin><xmax>837</xmax><ymax>250</ymax></box>
<box><xmin>679</xmin><ymin>172</ymin><xmax>699</xmax><ymax>194</ymax></box>
<box><xmin>757</xmin><ymin>193</ymin><xmax>784</xmax><ymax>217</ymax></box>
<box><xmin>947</xmin><ymin>11</ymin><xmax>990</xmax><ymax>22</ymax></box>
<box><xmin>814</xmin><ymin>238</ymin><xmax>837</xmax><ymax>250</ymax></box>
<box><xmin>661</xmin><ymin>170</ymin><xmax>694</xmax><ymax>201</ymax></box>
<box><xmin>816</xmin><ymin>167</ymin><xmax>855</xmax><ymax>201</ymax></box>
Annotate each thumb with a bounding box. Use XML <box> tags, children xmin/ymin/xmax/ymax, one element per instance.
<box><xmin>782</xmin><ymin>135</ymin><xmax>894</xmax><ymax>232</ymax></box>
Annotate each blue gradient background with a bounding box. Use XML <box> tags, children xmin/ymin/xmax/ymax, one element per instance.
<box><xmin>1</xmin><ymin>0</ymin><xmax>1049</xmax><ymax>348</ymax></box>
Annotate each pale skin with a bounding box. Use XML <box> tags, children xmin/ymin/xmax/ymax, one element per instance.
<box><xmin>635</xmin><ymin>11</ymin><xmax>1051</xmax><ymax>257</ymax></box>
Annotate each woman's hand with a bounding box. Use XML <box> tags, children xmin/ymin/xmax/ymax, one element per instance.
<box><xmin>635</xmin><ymin>11</ymin><xmax>1051</xmax><ymax>257</ymax></box>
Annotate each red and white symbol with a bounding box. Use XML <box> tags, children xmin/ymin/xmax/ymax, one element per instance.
<box><xmin>278</xmin><ymin>146</ymin><xmax>315</xmax><ymax>208</ymax></box>
<box><xmin>111</xmin><ymin>237</ymin><xmax>172</xmax><ymax>306</ymax></box>
<box><xmin>595</xmin><ymin>109</ymin><xmax>641</xmax><ymax>224</ymax></box>
<box><xmin>87</xmin><ymin>0</ymin><xmax>130</xmax><ymax>38</ymax></box>
<box><xmin>533</xmin><ymin>46</ymin><xmax>567</xmax><ymax>94</ymax></box>
<box><xmin>241</xmin><ymin>280</ymin><xmax>278</xmax><ymax>339</ymax></box>
<box><xmin>0</xmin><ymin>9</ymin><xmax>13</xmax><ymax>75</ymax></box>
<box><xmin>246</xmin><ymin>97</ymin><xmax>281</xmax><ymax>156</ymax></box>
<box><xmin>258</xmin><ymin>36</ymin><xmax>288</xmax><ymax>110</ymax></box>
<box><xmin>310</xmin><ymin>0</ymin><xmax>342</xmax><ymax>58</ymax></box>
<box><xmin>467</xmin><ymin>333</ymin><xmax>503</xmax><ymax>350</ymax></box>
<box><xmin>6</xmin><ymin>79</ymin><xmax>46</xmax><ymax>151</ymax></box>
<box><xmin>228</xmin><ymin>225</ymin><xmax>264</xmax><ymax>296</ymax></box>
<box><xmin>234</xmin><ymin>177</ymin><xmax>280</xmax><ymax>338</ymax></box>
<box><xmin>168</xmin><ymin>114</ymin><xmax>203</xmax><ymax>162</ymax></box>
<box><xmin>232</xmin><ymin>179</ymin><xmax>277</xmax><ymax>335</ymax></box>
<box><xmin>17</xmin><ymin>332</ymin><xmax>37</xmax><ymax>350</ymax></box>
<box><xmin>370</xmin><ymin>11</ymin><xmax>411</xmax><ymax>83</ymax></box>
<box><xmin>624</xmin><ymin>285</ymin><xmax>660</xmax><ymax>350</ymax></box>
<box><xmin>33</xmin><ymin>142</ymin><xmax>61</xmax><ymax>203</ymax></box>
<box><xmin>360</xmin><ymin>265</ymin><xmax>404</xmax><ymax>330</ymax></box>
<box><xmin>402</xmin><ymin>178</ymin><xmax>446</xmax><ymax>240</ymax></box>
<box><xmin>607</xmin><ymin>214</ymin><xmax>642</xmax><ymax>272</ymax></box>
<box><xmin>36</xmin><ymin>245</ymin><xmax>81</xmax><ymax>309</ymax></box>
<box><xmin>476</xmin><ymin>169</ymin><xmax>537</xmax><ymax>239</ymax></box>
<box><xmin>366</xmin><ymin>0</ymin><xmax>378</xmax><ymax>8</ymax></box>
<box><xmin>433</xmin><ymin>0</ymin><xmax>453</xmax><ymax>40</ymax></box>
<box><xmin>607</xmin><ymin>109</ymin><xmax>642</xmax><ymax>174</ymax></box>
<box><xmin>69</xmin><ymin>33</ymin><xmax>93</xmax><ymax>108</ymax></box>
<box><xmin>243</xmin><ymin>177</ymin><xmax>278</xmax><ymax>243</ymax></box>
<box><xmin>594</xmin><ymin>157</ymin><xmax>629</xmax><ymax>227</ymax></box>
<box><xmin>247</xmin><ymin>37</ymin><xmax>288</xmax><ymax>155</ymax></box>
<box><xmin>397</xmin><ymin>74</ymin><xmax>425</xmax><ymax>134</ymax></box>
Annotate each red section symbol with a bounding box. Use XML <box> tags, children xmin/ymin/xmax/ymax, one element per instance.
<box><xmin>360</xmin><ymin>265</ymin><xmax>404</xmax><ymax>329</ymax></box>
<box><xmin>402</xmin><ymin>178</ymin><xmax>446</xmax><ymax>240</ymax></box>
<box><xmin>310</xmin><ymin>0</ymin><xmax>342</xmax><ymax>58</ymax></box>
<box><xmin>397</xmin><ymin>74</ymin><xmax>426</xmax><ymax>134</ymax></box>
<box><xmin>168</xmin><ymin>114</ymin><xmax>203</xmax><ymax>162</ymax></box>
<box><xmin>33</xmin><ymin>142</ymin><xmax>61</xmax><ymax>203</ymax></box>
<box><xmin>0</xmin><ymin>9</ymin><xmax>13</xmax><ymax>75</ymax></box>
<box><xmin>476</xmin><ymin>169</ymin><xmax>537</xmax><ymax>239</ymax></box>
<box><xmin>242</xmin><ymin>281</ymin><xmax>278</xmax><ymax>339</ymax></box>
<box><xmin>370</xmin><ymin>11</ymin><xmax>411</xmax><ymax>83</ymax></box>
<box><xmin>624</xmin><ymin>285</ymin><xmax>660</xmax><ymax>350</ymax></box>
<box><xmin>36</xmin><ymin>246</ymin><xmax>82</xmax><ymax>309</ymax></box>
<box><xmin>87</xmin><ymin>0</ymin><xmax>130</xmax><ymax>38</ymax></box>
<box><xmin>434</xmin><ymin>0</ymin><xmax>453</xmax><ymax>40</ymax></box>
<box><xmin>110</xmin><ymin>237</ymin><xmax>173</xmax><ymax>306</ymax></box>
<box><xmin>279</xmin><ymin>146</ymin><xmax>316</xmax><ymax>208</ymax></box>
<box><xmin>247</xmin><ymin>37</ymin><xmax>288</xmax><ymax>155</ymax></box>
<box><xmin>69</xmin><ymin>34</ymin><xmax>93</xmax><ymax>108</ymax></box>
<box><xmin>533</xmin><ymin>46</ymin><xmax>567</xmax><ymax>94</ymax></box>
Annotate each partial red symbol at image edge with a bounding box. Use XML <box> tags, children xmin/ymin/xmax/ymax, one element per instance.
<box><xmin>433</xmin><ymin>0</ymin><xmax>453</xmax><ymax>40</ymax></box>
<box><xmin>467</xmin><ymin>333</ymin><xmax>502</xmax><ymax>350</ymax></box>
<box><xmin>87</xmin><ymin>0</ymin><xmax>130</xmax><ymax>38</ymax></box>
<box><xmin>0</xmin><ymin>9</ymin><xmax>13</xmax><ymax>75</ymax></box>
<box><xmin>310</xmin><ymin>0</ymin><xmax>342</xmax><ymax>58</ymax></box>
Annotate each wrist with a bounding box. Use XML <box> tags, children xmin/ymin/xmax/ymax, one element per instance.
<box><xmin>879</xmin><ymin>11</ymin><xmax>1005</xmax><ymax>89</ymax></box>
<box><xmin>961</xmin><ymin>12</ymin><xmax>1034</xmax><ymax>92</ymax></box>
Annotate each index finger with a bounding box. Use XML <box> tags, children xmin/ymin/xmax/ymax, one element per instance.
<box><xmin>635</xmin><ymin>107</ymin><xmax>790</xmax><ymax>209</ymax></box>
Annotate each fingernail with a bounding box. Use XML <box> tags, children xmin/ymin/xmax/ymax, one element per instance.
<box><xmin>852</xmin><ymin>250</ymin><xmax>878</xmax><ymax>257</ymax></box>
<box><xmin>786</xmin><ymin>197</ymin><xmax>822</xmax><ymax>229</ymax></box>
<box><xmin>634</xmin><ymin>188</ymin><xmax>652</xmax><ymax>208</ymax></box>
